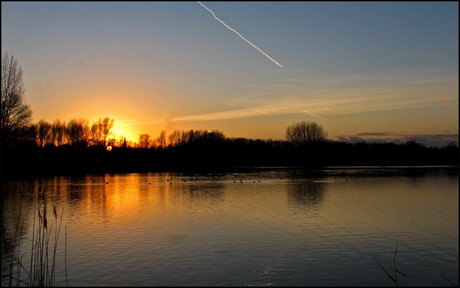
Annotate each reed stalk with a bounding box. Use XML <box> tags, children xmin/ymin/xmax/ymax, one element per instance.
<box><xmin>5</xmin><ymin>192</ymin><xmax>68</xmax><ymax>287</ymax></box>
<box><xmin>8</xmin><ymin>206</ymin><xmax>23</xmax><ymax>286</ymax></box>
<box><xmin>373</xmin><ymin>244</ymin><xmax>407</xmax><ymax>287</ymax></box>
<box><xmin>440</xmin><ymin>273</ymin><xmax>457</xmax><ymax>287</ymax></box>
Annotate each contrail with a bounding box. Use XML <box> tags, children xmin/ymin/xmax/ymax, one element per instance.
<box><xmin>197</xmin><ymin>1</ymin><xmax>283</xmax><ymax>68</ymax></box>
<box><xmin>301</xmin><ymin>109</ymin><xmax>327</xmax><ymax>120</ymax></box>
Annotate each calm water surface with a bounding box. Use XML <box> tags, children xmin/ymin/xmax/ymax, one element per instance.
<box><xmin>2</xmin><ymin>167</ymin><xmax>458</xmax><ymax>286</ymax></box>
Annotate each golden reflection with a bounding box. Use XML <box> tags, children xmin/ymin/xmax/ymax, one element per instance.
<box><xmin>60</xmin><ymin>173</ymin><xmax>173</xmax><ymax>222</ymax></box>
<box><xmin>9</xmin><ymin>172</ymin><xmax>457</xmax><ymax>245</ymax></box>
<box><xmin>3</xmin><ymin>172</ymin><xmax>458</xmax><ymax>260</ymax></box>
<box><xmin>43</xmin><ymin>173</ymin><xmax>228</xmax><ymax>226</ymax></box>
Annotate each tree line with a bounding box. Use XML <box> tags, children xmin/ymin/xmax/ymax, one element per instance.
<box><xmin>11</xmin><ymin>117</ymin><xmax>118</xmax><ymax>148</ymax></box>
<box><xmin>2</xmin><ymin>52</ymin><xmax>458</xmax><ymax>176</ymax></box>
<box><xmin>2</xmin><ymin>122</ymin><xmax>458</xmax><ymax>176</ymax></box>
<box><xmin>5</xmin><ymin>116</ymin><xmax>328</xmax><ymax>151</ymax></box>
<box><xmin>0</xmin><ymin>51</ymin><xmax>327</xmax><ymax>151</ymax></box>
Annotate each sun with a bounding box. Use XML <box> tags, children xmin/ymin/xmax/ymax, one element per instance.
<box><xmin>111</xmin><ymin>123</ymin><xmax>137</xmax><ymax>143</ymax></box>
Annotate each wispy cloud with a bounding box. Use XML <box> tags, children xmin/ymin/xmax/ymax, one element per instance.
<box><xmin>170</xmin><ymin>108</ymin><xmax>268</xmax><ymax>122</ymax></box>
<box><xmin>250</xmin><ymin>108</ymin><xmax>271</xmax><ymax>116</ymax></box>
<box><xmin>170</xmin><ymin>97</ymin><xmax>333</xmax><ymax>122</ymax></box>
<box><xmin>169</xmin><ymin>93</ymin><xmax>441</xmax><ymax>123</ymax></box>
<box><xmin>169</xmin><ymin>65</ymin><xmax>457</xmax><ymax>124</ymax></box>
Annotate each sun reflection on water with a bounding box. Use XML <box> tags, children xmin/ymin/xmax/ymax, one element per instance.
<box><xmin>2</xmin><ymin>169</ymin><xmax>458</xmax><ymax>286</ymax></box>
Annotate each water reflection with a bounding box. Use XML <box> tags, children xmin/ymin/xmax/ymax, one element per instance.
<box><xmin>1</xmin><ymin>168</ymin><xmax>458</xmax><ymax>287</ymax></box>
<box><xmin>9</xmin><ymin>173</ymin><xmax>229</xmax><ymax>224</ymax></box>
<box><xmin>1</xmin><ymin>180</ymin><xmax>34</xmax><ymax>282</ymax></box>
<box><xmin>185</xmin><ymin>182</ymin><xmax>225</xmax><ymax>203</ymax></box>
<box><xmin>1</xmin><ymin>177</ymin><xmax>70</xmax><ymax>286</ymax></box>
<box><xmin>287</xmin><ymin>180</ymin><xmax>325</xmax><ymax>213</ymax></box>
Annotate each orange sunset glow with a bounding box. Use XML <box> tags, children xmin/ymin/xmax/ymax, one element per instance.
<box><xmin>1</xmin><ymin>3</ymin><xmax>458</xmax><ymax>287</ymax></box>
<box><xmin>2</xmin><ymin>2</ymin><xmax>457</xmax><ymax>148</ymax></box>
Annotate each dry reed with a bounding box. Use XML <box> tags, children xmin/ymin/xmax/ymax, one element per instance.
<box><xmin>5</xmin><ymin>191</ymin><xmax>68</xmax><ymax>287</ymax></box>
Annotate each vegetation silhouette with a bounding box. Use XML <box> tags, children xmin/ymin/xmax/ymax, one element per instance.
<box><xmin>1</xmin><ymin>52</ymin><xmax>32</xmax><ymax>145</ymax></box>
<box><xmin>1</xmin><ymin>119</ymin><xmax>458</xmax><ymax>177</ymax></box>
<box><xmin>1</xmin><ymin>52</ymin><xmax>458</xmax><ymax>177</ymax></box>
<box><xmin>286</xmin><ymin>121</ymin><xmax>328</xmax><ymax>145</ymax></box>
<box><xmin>2</xmin><ymin>183</ymin><xmax>68</xmax><ymax>287</ymax></box>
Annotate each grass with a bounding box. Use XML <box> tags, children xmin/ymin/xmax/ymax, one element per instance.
<box><xmin>6</xmin><ymin>191</ymin><xmax>68</xmax><ymax>287</ymax></box>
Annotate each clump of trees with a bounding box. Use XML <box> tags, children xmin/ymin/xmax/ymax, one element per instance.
<box><xmin>90</xmin><ymin>117</ymin><xmax>114</xmax><ymax>147</ymax></box>
<box><xmin>18</xmin><ymin>117</ymin><xmax>129</xmax><ymax>150</ymax></box>
<box><xmin>15</xmin><ymin>117</ymin><xmax>117</xmax><ymax>148</ymax></box>
<box><xmin>286</xmin><ymin>121</ymin><xmax>328</xmax><ymax>145</ymax></box>
<box><xmin>1</xmin><ymin>52</ymin><xmax>458</xmax><ymax>176</ymax></box>
<box><xmin>138</xmin><ymin>133</ymin><xmax>152</xmax><ymax>149</ymax></box>
<box><xmin>136</xmin><ymin>129</ymin><xmax>226</xmax><ymax>149</ymax></box>
<box><xmin>167</xmin><ymin>129</ymin><xmax>225</xmax><ymax>147</ymax></box>
<box><xmin>1</xmin><ymin>52</ymin><xmax>122</xmax><ymax>149</ymax></box>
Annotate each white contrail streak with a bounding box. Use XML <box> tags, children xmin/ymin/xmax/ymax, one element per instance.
<box><xmin>301</xmin><ymin>109</ymin><xmax>327</xmax><ymax>120</ymax></box>
<box><xmin>197</xmin><ymin>1</ymin><xmax>283</xmax><ymax>68</ymax></box>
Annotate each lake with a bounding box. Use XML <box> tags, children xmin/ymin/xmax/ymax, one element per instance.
<box><xmin>2</xmin><ymin>167</ymin><xmax>458</xmax><ymax>286</ymax></box>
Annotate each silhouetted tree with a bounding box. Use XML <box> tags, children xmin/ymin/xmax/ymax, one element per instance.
<box><xmin>107</xmin><ymin>137</ymin><xmax>116</xmax><ymax>148</ymax></box>
<box><xmin>90</xmin><ymin>117</ymin><xmax>114</xmax><ymax>147</ymax></box>
<box><xmin>101</xmin><ymin>117</ymin><xmax>114</xmax><ymax>146</ymax></box>
<box><xmin>1</xmin><ymin>52</ymin><xmax>32</xmax><ymax>143</ymax></box>
<box><xmin>90</xmin><ymin>121</ymin><xmax>103</xmax><ymax>146</ymax></box>
<box><xmin>66</xmin><ymin>118</ymin><xmax>89</xmax><ymax>146</ymax></box>
<box><xmin>15</xmin><ymin>124</ymin><xmax>37</xmax><ymax>144</ymax></box>
<box><xmin>138</xmin><ymin>133</ymin><xmax>151</xmax><ymax>149</ymax></box>
<box><xmin>120</xmin><ymin>136</ymin><xmax>127</xmax><ymax>149</ymax></box>
<box><xmin>37</xmin><ymin>119</ymin><xmax>52</xmax><ymax>147</ymax></box>
<box><xmin>286</xmin><ymin>121</ymin><xmax>328</xmax><ymax>145</ymax></box>
<box><xmin>168</xmin><ymin>130</ymin><xmax>183</xmax><ymax>147</ymax></box>
<box><xmin>51</xmin><ymin>119</ymin><xmax>66</xmax><ymax>146</ymax></box>
<box><xmin>156</xmin><ymin>130</ymin><xmax>167</xmax><ymax>148</ymax></box>
<box><xmin>207</xmin><ymin>130</ymin><xmax>225</xmax><ymax>142</ymax></box>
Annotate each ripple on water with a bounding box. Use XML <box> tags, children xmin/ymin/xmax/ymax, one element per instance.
<box><xmin>2</xmin><ymin>168</ymin><xmax>458</xmax><ymax>286</ymax></box>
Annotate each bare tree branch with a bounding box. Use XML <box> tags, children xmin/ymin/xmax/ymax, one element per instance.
<box><xmin>1</xmin><ymin>52</ymin><xmax>32</xmax><ymax>143</ymax></box>
<box><xmin>286</xmin><ymin>121</ymin><xmax>328</xmax><ymax>145</ymax></box>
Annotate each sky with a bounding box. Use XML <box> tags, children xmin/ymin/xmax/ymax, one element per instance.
<box><xmin>2</xmin><ymin>2</ymin><xmax>458</xmax><ymax>147</ymax></box>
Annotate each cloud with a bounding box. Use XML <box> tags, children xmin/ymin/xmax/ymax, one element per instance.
<box><xmin>438</xmin><ymin>98</ymin><xmax>449</xmax><ymax>103</ymax></box>
<box><xmin>336</xmin><ymin>136</ymin><xmax>395</xmax><ymax>145</ymax></box>
<box><xmin>232</xmin><ymin>70</ymin><xmax>457</xmax><ymax>120</ymax></box>
<box><xmin>170</xmin><ymin>108</ymin><xmax>269</xmax><ymax>122</ymax></box>
<box><xmin>170</xmin><ymin>99</ymin><xmax>331</xmax><ymax>123</ymax></box>
<box><xmin>169</xmin><ymin>91</ymin><xmax>434</xmax><ymax>123</ymax></box>
<box><xmin>337</xmin><ymin>133</ymin><xmax>458</xmax><ymax>148</ymax></box>
<box><xmin>401</xmin><ymin>134</ymin><xmax>458</xmax><ymax>147</ymax></box>
<box><xmin>169</xmin><ymin>66</ymin><xmax>457</xmax><ymax>124</ymax></box>
<box><xmin>353</xmin><ymin>132</ymin><xmax>393</xmax><ymax>137</ymax></box>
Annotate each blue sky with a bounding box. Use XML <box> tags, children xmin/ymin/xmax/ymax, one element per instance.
<box><xmin>2</xmin><ymin>1</ymin><xmax>458</xmax><ymax>146</ymax></box>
